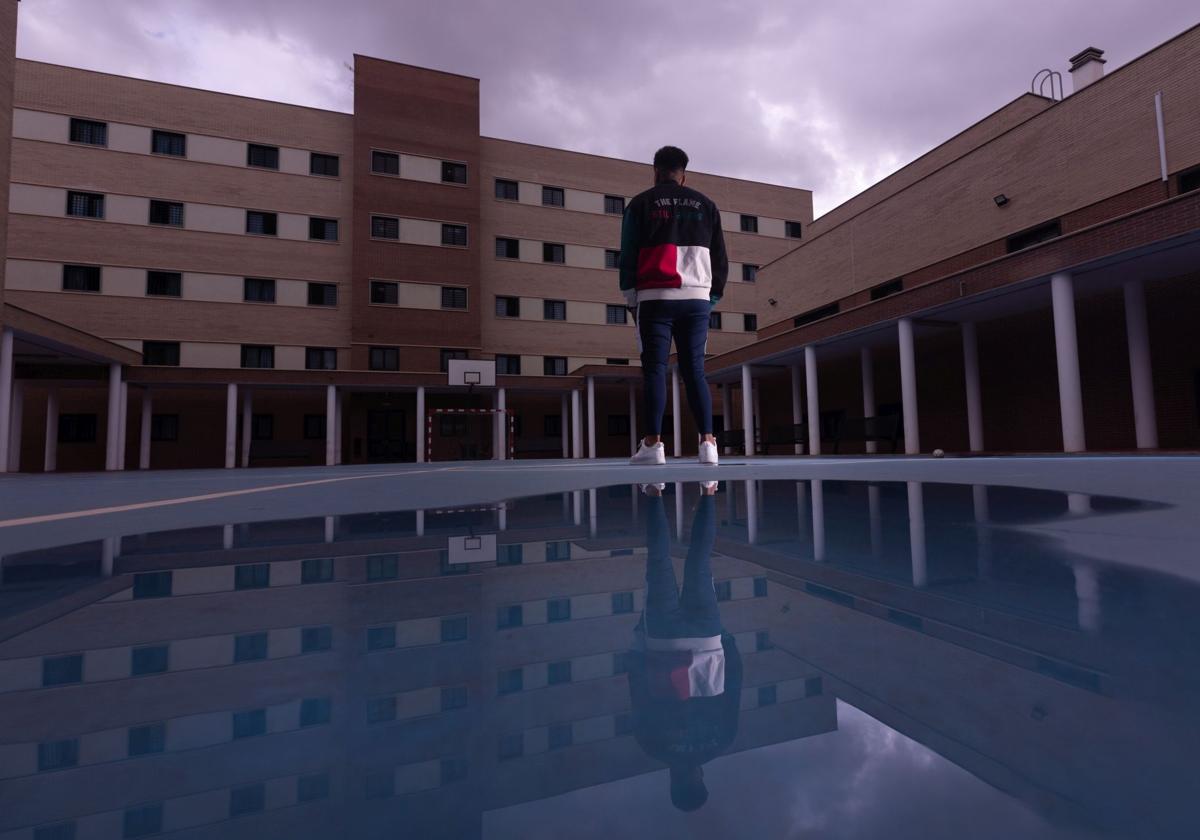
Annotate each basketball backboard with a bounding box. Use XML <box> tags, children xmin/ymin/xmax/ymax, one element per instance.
<box><xmin>447</xmin><ymin>534</ymin><xmax>497</xmax><ymax>565</ymax></box>
<box><xmin>448</xmin><ymin>358</ymin><xmax>496</xmax><ymax>387</ymax></box>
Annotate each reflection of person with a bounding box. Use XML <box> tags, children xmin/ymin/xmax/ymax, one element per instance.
<box><xmin>627</xmin><ymin>483</ymin><xmax>742</xmax><ymax>811</ymax></box>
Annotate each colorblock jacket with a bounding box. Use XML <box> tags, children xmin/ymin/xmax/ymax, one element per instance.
<box><xmin>619</xmin><ymin>181</ymin><xmax>729</xmax><ymax>308</ymax></box>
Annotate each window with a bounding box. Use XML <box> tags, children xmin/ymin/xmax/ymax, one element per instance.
<box><xmin>794</xmin><ymin>302</ymin><xmax>840</xmax><ymax>328</ymax></box>
<box><xmin>243</xmin><ymin>277</ymin><xmax>275</xmax><ymax>303</ymax></box>
<box><xmin>301</xmin><ymin>625</ymin><xmax>332</xmax><ymax>653</ymax></box>
<box><xmin>240</xmin><ymin>344</ymin><xmax>275</xmax><ymax>369</ymax></box>
<box><xmin>251</xmin><ymin>413</ymin><xmax>274</xmax><ymax>441</ymax></box>
<box><xmin>744</xmin><ymin>314</ymin><xmax>758</xmax><ymax>332</ymax></box>
<box><xmin>495</xmin><ymin>178</ymin><xmax>519</xmax><ymax>200</ymax></box>
<box><xmin>543</xmin><ymin>243</ymin><xmax>565</xmax><ymax>263</ymax></box>
<box><xmin>715</xmin><ymin>580</ymin><xmax>732</xmax><ymax>601</ymax></box>
<box><xmin>310</xmin><ymin>152</ymin><xmax>339</xmax><ymax>176</ymax></box>
<box><xmin>604</xmin><ymin>195</ymin><xmax>625</xmax><ymax>215</ymax></box>
<box><xmin>370</xmin><ymin>281</ymin><xmax>398</xmax><ymax>304</ymax></box>
<box><xmin>758</xmin><ymin>685</ymin><xmax>777</xmax><ymax>706</ymax></box>
<box><xmin>1179</xmin><ymin>165</ymin><xmax>1200</xmax><ymax>194</ymax></box>
<box><xmin>56</xmin><ymin>413</ymin><xmax>96</xmax><ymax>444</ymax></box>
<box><xmin>605</xmin><ymin>358</ymin><xmax>629</xmax><ymax>366</ymax></box>
<box><xmin>245</xmin><ymin>211</ymin><xmax>277</xmax><ymax>235</ymax></box>
<box><xmin>612</xmin><ymin>591</ymin><xmax>634</xmax><ymax>614</ymax></box>
<box><xmin>309</xmin><ymin>217</ymin><xmax>338</xmax><ymax>241</ymax></box>
<box><xmin>151</xmin><ymin>129</ymin><xmax>186</xmax><ymax>157</ymax></box>
<box><xmin>442</xmin><ymin>286</ymin><xmax>468</xmax><ymax>309</ymax></box>
<box><xmin>366</xmin><ymin>625</ymin><xmax>396</xmax><ymax>651</ymax></box>
<box><xmin>441</xmin><ymin>685</ymin><xmax>469</xmax><ymax>711</ymax></box>
<box><xmin>440</xmin><ymin>348</ymin><xmax>468</xmax><ymax>372</ymax></box>
<box><xmin>442</xmin><ymin>224</ymin><xmax>468</xmax><ymax>247</ymax></box>
<box><xmin>146</xmin><ymin>270</ymin><xmax>181</xmax><ymax>297</ymax></box>
<box><xmin>367</xmin><ymin>696</ymin><xmax>396</xmax><ymax>724</ymax></box>
<box><xmin>498</xmin><ymin>732</ymin><xmax>524</xmax><ymax>760</ymax></box>
<box><xmin>306</xmin><ymin>282</ymin><xmax>338</xmax><ymax>306</ymax></box>
<box><xmin>234</xmin><ymin>632</ymin><xmax>268</xmax><ymax>662</ymax></box>
<box><xmin>1006</xmin><ymin>219</ymin><xmax>1062</xmax><ymax>253</ymax></box>
<box><xmin>364</xmin><ymin>770</ymin><xmax>394</xmax><ymax>799</ymax></box>
<box><xmin>131</xmin><ymin>645</ymin><xmax>168</xmax><ymax>676</ymax></box>
<box><xmin>442</xmin><ymin>161</ymin><xmax>468</xmax><ymax>184</ymax></box>
<box><xmin>370</xmin><ymin>347</ymin><xmax>399</xmax><ymax>371</ymax></box>
<box><xmin>302</xmin><ymin>558</ymin><xmax>334</xmax><ymax>583</ymax></box>
<box><xmin>548</xmin><ymin>723</ymin><xmax>573</xmax><ymax>750</ymax></box>
<box><xmin>69</xmin><ymin>117</ymin><xmax>106</xmax><ymax>146</ymax></box>
<box><xmin>234</xmin><ymin>563</ymin><xmax>270</xmax><ymax>590</ymax></box>
<box><xmin>371</xmin><ymin>215</ymin><xmax>399</xmax><ymax>239</ymax></box>
<box><xmin>870</xmin><ymin>278</ymin><xmax>903</xmax><ymax>300</ymax></box>
<box><xmin>544</xmin><ymin>356</ymin><xmax>567</xmax><ymax>376</ymax></box>
<box><xmin>740</xmin><ymin>214</ymin><xmax>759</xmax><ymax>233</ymax></box>
<box><xmin>306</xmin><ymin>347</ymin><xmax>337</xmax><ymax>371</ymax></box>
<box><xmin>441</xmin><ymin>616</ymin><xmax>469</xmax><ymax>642</ymax></box>
<box><xmin>62</xmin><ymin>264</ymin><xmax>101</xmax><ymax>292</ymax></box>
<box><xmin>132</xmin><ymin>571</ymin><xmax>172</xmax><ymax>599</ymax></box>
<box><xmin>230</xmin><ymin>783</ymin><xmax>266</xmax><ymax>817</ymax></box>
<box><xmin>148</xmin><ymin>200</ymin><xmax>184</xmax><ymax>227</ymax></box>
<box><xmin>709</xmin><ymin>311</ymin><xmax>722</xmax><ymax>330</ymax></box>
<box><xmin>607</xmin><ymin>415</ymin><xmax>630</xmax><ymax>436</ymax></box>
<box><xmin>606</xmin><ymin>304</ymin><xmax>628</xmax><ymax>325</ymax></box>
<box><xmin>230</xmin><ymin>710</ymin><xmax>266</xmax><ymax>739</ymax></box>
<box><xmin>366</xmin><ymin>554</ymin><xmax>399</xmax><ymax>581</ymax></box>
<box><xmin>142</xmin><ymin>341</ymin><xmax>180</xmax><ymax>366</ymax></box>
<box><xmin>371</xmin><ymin>150</ymin><xmax>399</xmax><ymax>174</ymax></box>
<box><xmin>754</xmin><ymin>576</ymin><xmax>768</xmax><ymax>597</ymax></box>
<box><xmin>547</xmin><ymin>597</ymin><xmax>571</xmax><ymax>622</ymax></box>
<box><xmin>544</xmin><ymin>414</ymin><xmax>562</xmax><ymax>436</ymax></box>
<box><xmin>246</xmin><ymin>143</ymin><xmax>279</xmax><ymax>169</ymax></box>
<box><xmin>495</xmin><ymin>296</ymin><xmax>520</xmax><ymax>318</ymax></box>
<box><xmin>785</xmin><ymin>220</ymin><xmax>803</xmax><ymax>238</ymax></box>
<box><xmin>300</xmin><ymin>697</ymin><xmax>332</xmax><ymax>727</ymax></box>
<box><xmin>38</xmin><ymin>739</ymin><xmax>79</xmax><ymax>771</ymax></box>
<box><xmin>297</xmin><ymin>773</ymin><xmax>330</xmax><ymax>802</ymax></box>
<box><xmin>66</xmin><ymin>191</ymin><xmax>104</xmax><ymax>218</ymax></box>
<box><xmin>497</xmin><ymin>604</ymin><xmax>523</xmax><ymax>629</ymax></box>
<box><xmin>128</xmin><ymin>723</ymin><xmax>166</xmax><ymax>757</ymax></box>
<box><xmin>605</xmin><ymin>249</ymin><xmax>620</xmax><ymax>269</ymax></box>
<box><xmin>122</xmin><ymin>803</ymin><xmax>163</xmax><ymax>838</ymax></box>
<box><xmin>42</xmin><ymin>654</ymin><xmax>83</xmax><ymax>686</ymax></box>
<box><xmin>742</xmin><ymin>264</ymin><xmax>758</xmax><ymax>283</ymax></box>
<box><xmin>497</xmin><ymin>668</ymin><xmax>523</xmax><ymax>695</ymax></box>
<box><xmin>440</xmin><ymin>757</ymin><xmax>468</xmax><ymax>785</ymax></box>
<box><xmin>494</xmin><ymin>354</ymin><xmax>521</xmax><ymax>375</ymax></box>
<box><xmin>150</xmin><ymin>414</ymin><xmax>179</xmax><ymax>442</ymax></box>
<box><xmin>542</xmin><ymin>186</ymin><xmax>565</xmax><ymax>207</ymax></box>
<box><xmin>497</xmin><ymin>543</ymin><xmax>523</xmax><ymax>565</ymax></box>
<box><xmin>544</xmin><ymin>300</ymin><xmax>566</xmax><ymax>320</ymax></box>
<box><xmin>495</xmin><ymin>237</ymin><xmax>520</xmax><ymax>259</ymax></box>
<box><xmin>546</xmin><ymin>541</ymin><xmax>571</xmax><ymax>561</ymax></box>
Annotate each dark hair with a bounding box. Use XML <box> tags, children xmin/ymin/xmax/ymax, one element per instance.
<box><xmin>669</xmin><ymin>765</ymin><xmax>708</xmax><ymax>812</ymax></box>
<box><xmin>653</xmin><ymin>145</ymin><xmax>689</xmax><ymax>173</ymax></box>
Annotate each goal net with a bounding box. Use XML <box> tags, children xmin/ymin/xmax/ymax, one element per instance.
<box><xmin>426</xmin><ymin>408</ymin><xmax>514</xmax><ymax>462</ymax></box>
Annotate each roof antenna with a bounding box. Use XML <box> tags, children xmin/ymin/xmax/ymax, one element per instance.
<box><xmin>1031</xmin><ymin>68</ymin><xmax>1063</xmax><ymax>101</ymax></box>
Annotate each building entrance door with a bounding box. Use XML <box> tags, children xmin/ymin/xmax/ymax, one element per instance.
<box><xmin>367</xmin><ymin>409</ymin><xmax>408</xmax><ymax>462</ymax></box>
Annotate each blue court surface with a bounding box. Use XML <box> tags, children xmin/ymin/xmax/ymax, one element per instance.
<box><xmin>1</xmin><ymin>455</ymin><xmax>1198</xmax><ymax>839</ymax></box>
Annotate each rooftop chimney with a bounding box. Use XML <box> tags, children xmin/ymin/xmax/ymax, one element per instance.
<box><xmin>1068</xmin><ymin>47</ymin><xmax>1105</xmax><ymax>93</ymax></box>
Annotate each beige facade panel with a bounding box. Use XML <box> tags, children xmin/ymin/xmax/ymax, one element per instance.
<box><xmin>10</xmin><ymin>106</ymin><xmax>64</xmax><ymax>142</ymax></box>
<box><xmin>399</xmin><ymin>216</ymin><xmax>446</xmax><ymax>247</ymax></box>
<box><xmin>401</xmin><ymin>153</ymin><xmax>443</xmax><ymax>183</ymax></box>
<box><xmin>181</xmin><ymin>341</ymin><xmax>241</xmax><ymax>369</ymax></box>
<box><xmin>8</xmin><ymin>181</ymin><xmax>59</xmax><ymax>216</ymax></box>
<box><xmin>187</xmin><ymin>132</ymin><xmax>247</xmax><ymax>167</ymax></box>
<box><xmin>278</xmin><ymin>145</ymin><xmax>310</xmax><ymax>176</ymax></box>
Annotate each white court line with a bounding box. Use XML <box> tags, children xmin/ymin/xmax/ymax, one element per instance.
<box><xmin>0</xmin><ymin>467</ymin><xmax>458</xmax><ymax>529</ymax></box>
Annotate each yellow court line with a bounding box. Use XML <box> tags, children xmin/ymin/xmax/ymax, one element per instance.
<box><xmin>0</xmin><ymin>467</ymin><xmax>458</xmax><ymax>529</ymax></box>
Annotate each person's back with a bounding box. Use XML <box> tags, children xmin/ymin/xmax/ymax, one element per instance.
<box><xmin>620</xmin><ymin>146</ymin><xmax>728</xmax><ymax>467</ymax></box>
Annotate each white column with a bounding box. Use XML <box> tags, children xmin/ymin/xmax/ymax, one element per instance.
<box><xmin>908</xmin><ymin>481</ymin><xmax>927</xmax><ymax>587</ymax></box>
<box><xmin>495</xmin><ymin>387</ymin><xmax>507</xmax><ymax>461</ymax></box>
<box><xmin>628</xmin><ymin>382</ymin><xmax>638</xmax><ymax>456</ymax></box>
<box><xmin>811</xmin><ymin>479</ymin><xmax>826</xmax><ymax>561</ymax></box>
<box><xmin>804</xmin><ymin>346</ymin><xmax>820</xmax><ymax>456</ymax></box>
<box><xmin>561</xmin><ymin>393</ymin><xmax>570</xmax><ymax>458</ymax></box>
<box><xmin>867</xmin><ymin>483</ymin><xmax>883</xmax><ymax>558</ymax></box>
<box><xmin>962</xmin><ymin>321</ymin><xmax>984</xmax><ymax>452</ymax></box>
<box><xmin>324</xmin><ymin>515</ymin><xmax>336</xmax><ymax>543</ymax></box>
<box><xmin>7</xmin><ymin>381</ymin><xmax>23</xmax><ymax>472</ymax></box>
<box><xmin>116</xmin><ymin>382</ymin><xmax>128</xmax><ymax>471</ymax></box>
<box><xmin>335</xmin><ymin>389</ymin><xmax>344</xmax><ymax>465</ymax></box>
<box><xmin>898</xmin><ymin>318</ymin><xmax>920</xmax><ymax>455</ymax></box>
<box><xmin>861</xmin><ymin>347</ymin><xmax>877</xmax><ymax>454</ymax></box>
<box><xmin>0</xmin><ymin>329</ymin><xmax>11</xmax><ymax>473</ymax></box>
<box><xmin>240</xmin><ymin>388</ymin><xmax>252</xmax><ymax>468</ymax></box>
<box><xmin>572</xmin><ymin>490</ymin><xmax>582</xmax><ymax>526</ymax></box>
<box><xmin>1068</xmin><ymin>493</ymin><xmax>1092</xmax><ymax>515</ymax></box>
<box><xmin>44</xmin><ymin>388</ymin><xmax>60</xmax><ymax>473</ymax></box>
<box><xmin>753</xmin><ymin>383</ymin><xmax>762</xmax><ymax>450</ymax></box>
<box><xmin>790</xmin><ymin>364</ymin><xmax>804</xmax><ymax>454</ymax></box>
<box><xmin>587</xmin><ymin>377</ymin><xmax>597</xmax><ymax>459</ymax></box>
<box><xmin>721</xmin><ymin>383</ymin><xmax>733</xmax><ymax>454</ymax></box>
<box><xmin>105</xmin><ymin>363</ymin><xmax>122</xmax><ymax>471</ymax></box>
<box><xmin>1123</xmin><ymin>279</ymin><xmax>1158</xmax><ymax>449</ymax></box>
<box><xmin>101</xmin><ymin>537</ymin><xmax>116</xmax><ymax>576</ymax></box>
<box><xmin>1073</xmin><ymin>564</ymin><xmax>1101</xmax><ymax>632</ymax></box>
<box><xmin>415</xmin><ymin>386</ymin><xmax>426</xmax><ymax>463</ymax></box>
<box><xmin>571</xmin><ymin>389</ymin><xmax>583</xmax><ymax>459</ymax></box>
<box><xmin>416</xmin><ymin>510</ymin><xmax>425</xmax><ymax>536</ymax></box>
<box><xmin>589</xmin><ymin>488</ymin><xmax>598</xmax><ymax>538</ymax></box>
<box><xmin>1051</xmin><ymin>272</ymin><xmax>1086</xmax><ymax>453</ymax></box>
<box><xmin>671</xmin><ymin>369</ymin><xmax>682</xmax><ymax>457</ymax></box>
<box><xmin>973</xmin><ymin>484</ymin><xmax>992</xmax><ymax>579</ymax></box>
<box><xmin>138</xmin><ymin>389</ymin><xmax>152</xmax><ymax>470</ymax></box>
<box><xmin>746</xmin><ymin>480</ymin><xmax>758</xmax><ymax>545</ymax></box>
<box><xmin>224</xmin><ymin>383</ymin><xmax>238</xmax><ymax>469</ymax></box>
<box><xmin>795</xmin><ymin>481</ymin><xmax>808</xmax><ymax>541</ymax></box>
<box><xmin>222</xmin><ymin>524</ymin><xmax>234</xmax><ymax>550</ymax></box>
<box><xmin>325</xmin><ymin>385</ymin><xmax>336</xmax><ymax>466</ymax></box>
<box><xmin>740</xmin><ymin>364</ymin><xmax>754</xmax><ymax>456</ymax></box>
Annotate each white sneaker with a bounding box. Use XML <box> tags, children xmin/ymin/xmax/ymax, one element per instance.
<box><xmin>640</xmin><ymin>482</ymin><xmax>666</xmax><ymax>496</ymax></box>
<box><xmin>630</xmin><ymin>441</ymin><xmax>666</xmax><ymax>465</ymax></box>
<box><xmin>699</xmin><ymin>440</ymin><xmax>719</xmax><ymax>465</ymax></box>
<box><xmin>700</xmin><ymin>481</ymin><xmax>719</xmax><ymax>494</ymax></box>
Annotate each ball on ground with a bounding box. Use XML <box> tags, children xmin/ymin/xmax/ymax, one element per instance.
<box><xmin>932</xmin><ymin>448</ymin><xmax>945</xmax><ymax>458</ymax></box>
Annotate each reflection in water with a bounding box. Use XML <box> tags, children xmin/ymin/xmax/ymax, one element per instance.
<box><xmin>0</xmin><ymin>479</ymin><xmax>1195</xmax><ymax>839</ymax></box>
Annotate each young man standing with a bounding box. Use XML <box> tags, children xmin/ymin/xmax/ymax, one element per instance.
<box><xmin>620</xmin><ymin>146</ymin><xmax>728</xmax><ymax>466</ymax></box>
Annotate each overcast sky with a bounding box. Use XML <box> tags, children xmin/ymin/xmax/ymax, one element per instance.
<box><xmin>15</xmin><ymin>1</ymin><xmax>1199</xmax><ymax>217</ymax></box>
